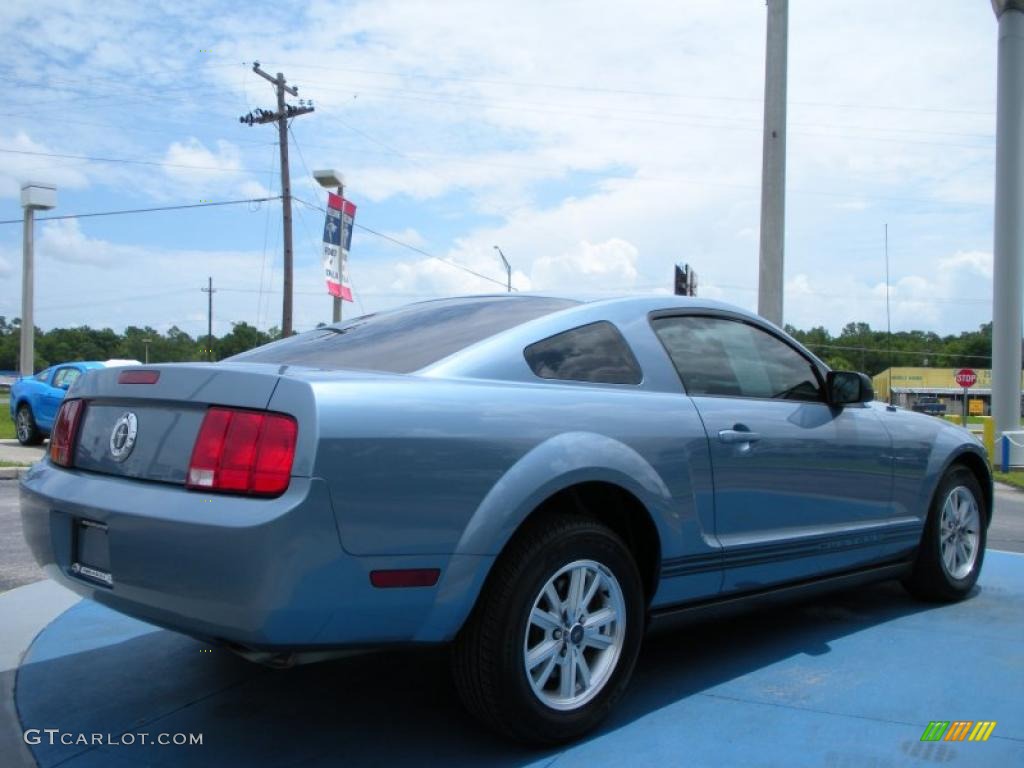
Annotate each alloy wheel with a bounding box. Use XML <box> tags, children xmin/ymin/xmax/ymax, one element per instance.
<box><xmin>939</xmin><ymin>485</ymin><xmax>981</xmax><ymax>581</ymax></box>
<box><xmin>523</xmin><ymin>559</ymin><xmax>626</xmax><ymax>711</ymax></box>
<box><xmin>16</xmin><ymin>408</ymin><xmax>31</xmax><ymax>442</ymax></box>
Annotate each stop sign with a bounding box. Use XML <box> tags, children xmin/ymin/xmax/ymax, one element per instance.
<box><xmin>954</xmin><ymin>368</ymin><xmax>978</xmax><ymax>388</ymax></box>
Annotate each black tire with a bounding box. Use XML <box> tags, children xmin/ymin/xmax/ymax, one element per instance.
<box><xmin>903</xmin><ymin>466</ymin><xmax>987</xmax><ymax>602</ymax></box>
<box><xmin>15</xmin><ymin>403</ymin><xmax>43</xmax><ymax>446</ymax></box>
<box><xmin>452</xmin><ymin>514</ymin><xmax>644</xmax><ymax>746</ymax></box>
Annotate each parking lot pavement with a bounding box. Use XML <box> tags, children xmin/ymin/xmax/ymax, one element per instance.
<box><xmin>1</xmin><ymin>480</ymin><xmax>1022</xmax><ymax>766</ymax></box>
<box><xmin>0</xmin><ymin>439</ymin><xmax>45</xmax><ymax>466</ymax></box>
<box><xmin>8</xmin><ymin>552</ymin><xmax>1023</xmax><ymax>767</ymax></box>
<box><xmin>992</xmin><ymin>483</ymin><xmax>1024</xmax><ymax>553</ymax></box>
<box><xmin>0</xmin><ymin>480</ymin><xmax>43</xmax><ymax>593</ymax></box>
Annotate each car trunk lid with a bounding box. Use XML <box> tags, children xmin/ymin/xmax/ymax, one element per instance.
<box><xmin>70</xmin><ymin>363</ymin><xmax>286</xmax><ymax>484</ymax></box>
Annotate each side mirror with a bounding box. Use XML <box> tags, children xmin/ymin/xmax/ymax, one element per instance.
<box><xmin>827</xmin><ymin>371</ymin><xmax>874</xmax><ymax>406</ymax></box>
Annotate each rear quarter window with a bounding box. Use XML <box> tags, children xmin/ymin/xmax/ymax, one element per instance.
<box><xmin>524</xmin><ymin>321</ymin><xmax>642</xmax><ymax>385</ymax></box>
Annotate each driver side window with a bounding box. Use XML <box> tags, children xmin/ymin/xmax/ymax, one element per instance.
<box><xmin>651</xmin><ymin>316</ymin><xmax>823</xmax><ymax>402</ymax></box>
<box><xmin>52</xmin><ymin>368</ymin><xmax>81</xmax><ymax>389</ymax></box>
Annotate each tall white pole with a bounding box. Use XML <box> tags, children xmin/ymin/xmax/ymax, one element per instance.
<box><xmin>992</xmin><ymin>1</ymin><xmax>1024</xmax><ymax>440</ymax></box>
<box><xmin>20</xmin><ymin>208</ymin><xmax>35</xmax><ymax>376</ymax></box>
<box><xmin>758</xmin><ymin>0</ymin><xmax>788</xmax><ymax>327</ymax></box>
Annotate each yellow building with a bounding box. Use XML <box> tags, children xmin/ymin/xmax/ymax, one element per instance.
<box><xmin>873</xmin><ymin>367</ymin><xmax>1024</xmax><ymax>414</ymax></box>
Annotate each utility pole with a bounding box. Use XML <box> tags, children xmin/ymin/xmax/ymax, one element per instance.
<box><xmin>991</xmin><ymin>1</ymin><xmax>1024</xmax><ymax>446</ymax></box>
<box><xmin>240</xmin><ymin>63</ymin><xmax>314</xmax><ymax>337</ymax></box>
<box><xmin>757</xmin><ymin>0</ymin><xmax>789</xmax><ymax>327</ymax></box>
<box><xmin>493</xmin><ymin>246</ymin><xmax>512</xmax><ymax>292</ymax></box>
<box><xmin>19</xmin><ymin>183</ymin><xmax>56</xmax><ymax>376</ymax></box>
<box><xmin>202</xmin><ymin>277</ymin><xmax>216</xmax><ymax>362</ymax></box>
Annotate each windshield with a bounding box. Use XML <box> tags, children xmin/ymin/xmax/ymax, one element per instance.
<box><xmin>226</xmin><ymin>296</ymin><xmax>578</xmax><ymax>373</ymax></box>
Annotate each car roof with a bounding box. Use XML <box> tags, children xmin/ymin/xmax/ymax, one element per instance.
<box><xmin>420</xmin><ymin>293</ymin><xmax>819</xmax><ymax>381</ymax></box>
<box><xmin>409</xmin><ymin>293</ymin><xmax>768</xmax><ymax>327</ymax></box>
<box><xmin>390</xmin><ymin>293</ymin><xmax>763</xmax><ymax>322</ymax></box>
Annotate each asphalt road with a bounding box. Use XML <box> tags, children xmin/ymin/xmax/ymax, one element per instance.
<box><xmin>0</xmin><ymin>479</ymin><xmax>42</xmax><ymax>593</ymax></box>
<box><xmin>1</xmin><ymin>479</ymin><xmax>1022</xmax><ymax>594</ymax></box>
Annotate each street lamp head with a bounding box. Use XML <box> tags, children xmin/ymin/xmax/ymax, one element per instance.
<box><xmin>20</xmin><ymin>182</ymin><xmax>56</xmax><ymax>211</ymax></box>
<box><xmin>313</xmin><ymin>169</ymin><xmax>345</xmax><ymax>189</ymax></box>
<box><xmin>993</xmin><ymin>0</ymin><xmax>1024</xmax><ymax>16</ymax></box>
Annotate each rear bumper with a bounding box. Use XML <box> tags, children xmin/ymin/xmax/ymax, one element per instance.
<box><xmin>19</xmin><ymin>461</ymin><xmax>490</xmax><ymax>649</ymax></box>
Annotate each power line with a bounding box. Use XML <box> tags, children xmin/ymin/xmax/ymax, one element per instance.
<box><xmin>310</xmin><ymin>82</ymin><xmax>995</xmax><ymax>149</ymax></box>
<box><xmin>285</xmin><ymin>63</ymin><xmax>995</xmax><ymax>118</ymax></box>
<box><xmin>292</xmin><ymin>197</ymin><xmax>510</xmax><ymax>290</ymax></box>
<box><xmin>0</xmin><ymin>147</ymin><xmax>271</xmax><ymax>174</ymax></box>
<box><xmin>0</xmin><ymin>143</ymin><xmax>986</xmax><ymax>210</ymax></box>
<box><xmin>802</xmin><ymin>342</ymin><xmax>992</xmax><ymax>361</ymax></box>
<box><xmin>0</xmin><ymin>197</ymin><xmax>281</xmax><ymax>226</ymax></box>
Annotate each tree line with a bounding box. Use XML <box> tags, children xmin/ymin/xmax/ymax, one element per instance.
<box><xmin>0</xmin><ymin>317</ymin><xmax>282</xmax><ymax>371</ymax></box>
<box><xmin>0</xmin><ymin>315</ymin><xmax>995</xmax><ymax>376</ymax></box>
<box><xmin>785</xmin><ymin>321</ymin><xmax>992</xmax><ymax>375</ymax></box>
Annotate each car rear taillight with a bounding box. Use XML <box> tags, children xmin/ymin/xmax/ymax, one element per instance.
<box><xmin>186</xmin><ymin>407</ymin><xmax>297</xmax><ymax>496</ymax></box>
<box><xmin>50</xmin><ymin>399</ymin><xmax>84</xmax><ymax>467</ymax></box>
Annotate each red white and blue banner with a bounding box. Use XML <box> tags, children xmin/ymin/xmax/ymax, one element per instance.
<box><xmin>323</xmin><ymin>192</ymin><xmax>355</xmax><ymax>302</ymax></box>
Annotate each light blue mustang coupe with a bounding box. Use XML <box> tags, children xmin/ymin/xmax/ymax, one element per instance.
<box><xmin>20</xmin><ymin>296</ymin><xmax>991</xmax><ymax>744</ymax></box>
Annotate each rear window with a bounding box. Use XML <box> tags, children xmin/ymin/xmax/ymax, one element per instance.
<box><xmin>226</xmin><ymin>296</ymin><xmax>578</xmax><ymax>373</ymax></box>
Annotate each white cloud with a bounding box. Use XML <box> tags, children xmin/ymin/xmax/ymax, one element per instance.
<box><xmin>239</xmin><ymin>179</ymin><xmax>273</xmax><ymax>199</ymax></box>
<box><xmin>0</xmin><ymin>0</ymin><xmax>1002</xmax><ymax>337</ymax></box>
<box><xmin>531</xmin><ymin>238</ymin><xmax>639</xmax><ymax>291</ymax></box>
<box><xmin>782</xmin><ymin>249</ymin><xmax>993</xmax><ymax>333</ymax></box>
<box><xmin>163</xmin><ymin>139</ymin><xmax>242</xmax><ymax>179</ymax></box>
<box><xmin>38</xmin><ymin>219</ymin><xmax>121</xmax><ymax>265</ymax></box>
<box><xmin>0</xmin><ymin>132</ymin><xmax>92</xmax><ymax>199</ymax></box>
<box><xmin>380</xmin><ymin>227</ymin><xmax>427</xmax><ymax>248</ymax></box>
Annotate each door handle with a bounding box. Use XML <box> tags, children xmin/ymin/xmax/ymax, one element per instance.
<box><xmin>718</xmin><ymin>429</ymin><xmax>761</xmax><ymax>444</ymax></box>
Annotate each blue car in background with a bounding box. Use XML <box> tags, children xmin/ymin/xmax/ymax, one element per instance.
<box><xmin>19</xmin><ymin>296</ymin><xmax>992</xmax><ymax>744</ymax></box>
<box><xmin>11</xmin><ymin>362</ymin><xmax>108</xmax><ymax>445</ymax></box>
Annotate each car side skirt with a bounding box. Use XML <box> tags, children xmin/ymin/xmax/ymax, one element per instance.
<box><xmin>646</xmin><ymin>559</ymin><xmax>914</xmax><ymax>635</ymax></box>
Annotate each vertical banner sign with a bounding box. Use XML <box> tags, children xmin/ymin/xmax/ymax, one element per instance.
<box><xmin>323</xmin><ymin>192</ymin><xmax>356</xmax><ymax>302</ymax></box>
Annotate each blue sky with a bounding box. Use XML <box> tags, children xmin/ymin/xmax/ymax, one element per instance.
<box><xmin>0</xmin><ymin>0</ymin><xmax>999</xmax><ymax>338</ymax></box>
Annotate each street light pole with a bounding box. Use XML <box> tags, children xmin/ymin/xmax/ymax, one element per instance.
<box><xmin>333</xmin><ymin>181</ymin><xmax>344</xmax><ymax>323</ymax></box>
<box><xmin>991</xmin><ymin>0</ymin><xmax>1024</xmax><ymax>442</ymax></box>
<box><xmin>313</xmin><ymin>169</ymin><xmax>348</xmax><ymax>323</ymax></box>
<box><xmin>493</xmin><ymin>246</ymin><xmax>512</xmax><ymax>293</ymax></box>
<box><xmin>19</xmin><ymin>182</ymin><xmax>56</xmax><ymax>377</ymax></box>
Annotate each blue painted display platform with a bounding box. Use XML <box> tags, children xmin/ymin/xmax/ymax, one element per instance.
<box><xmin>15</xmin><ymin>553</ymin><xmax>1024</xmax><ymax>766</ymax></box>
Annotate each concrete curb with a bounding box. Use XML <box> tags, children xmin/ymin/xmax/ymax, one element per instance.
<box><xmin>0</xmin><ymin>468</ymin><xmax>30</xmax><ymax>480</ymax></box>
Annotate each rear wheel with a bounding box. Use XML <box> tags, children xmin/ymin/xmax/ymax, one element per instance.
<box><xmin>903</xmin><ymin>466</ymin><xmax>986</xmax><ymax>602</ymax></box>
<box><xmin>452</xmin><ymin>514</ymin><xmax>644</xmax><ymax>745</ymax></box>
<box><xmin>15</xmin><ymin>404</ymin><xmax>43</xmax><ymax>446</ymax></box>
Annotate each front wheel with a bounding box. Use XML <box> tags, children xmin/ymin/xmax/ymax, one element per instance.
<box><xmin>452</xmin><ymin>514</ymin><xmax>644</xmax><ymax>745</ymax></box>
<box><xmin>903</xmin><ymin>466</ymin><xmax>987</xmax><ymax>602</ymax></box>
<box><xmin>15</xmin><ymin>404</ymin><xmax>43</xmax><ymax>446</ymax></box>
